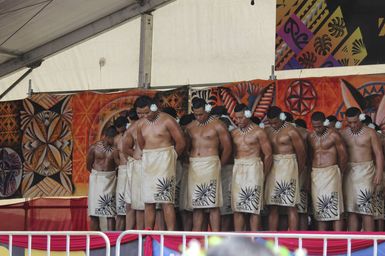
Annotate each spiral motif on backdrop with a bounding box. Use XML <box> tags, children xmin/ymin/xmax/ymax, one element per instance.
<box><xmin>0</xmin><ymin>147</ymin><xmax>22</xmax><ymax>197</ymax></box>
<box><xmin>285</xmin><ymin>80</ymin><xmax>317</xmax><ymax>116</ymax></box>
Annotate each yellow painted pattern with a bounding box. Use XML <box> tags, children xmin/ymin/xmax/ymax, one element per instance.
<box><xmin>334</xmin><ymin>28</ymin><xmax>367</xmax><ymax>66</ymax></box>
<box><xmin>296</xmin><ymin>7</ymin><xmax>348</xmax><ymax>68</ymax></box>
<box><xmin>379</xmin><ymin>18</ymin><xmax>385</xmax><ymax>37</ymax></box>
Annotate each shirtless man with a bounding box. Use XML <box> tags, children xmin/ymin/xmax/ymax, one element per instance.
<box><xmin>284</xmin><ymin>114</ymin><xmax>310</xmax><ymax>230</ymax></box>
<box><xmin>362</xmin><ymin>116</ymin><xmax>385</xmax><ymax>230</ymax></box>
<box><xmin>264</xmin><ymin>106</ymin><xmax>305</xmax><ymax>231</ymax></box>
<box><xmin>231</xmin><ymin>104</ymin><xmax>272</xmax><ymax>231</ymax></box>
<box><xmin>293</xmin><ymin>118</ymin><xmax>310</xmax><ymax>230</ymax></box>
<box><xmin>341</xmin><ymin>107</ymin><xmax>384</xmax><ymax>231</ymax></box>
<box><xmin>113</xmin><ymin>116</ymin><xmax>132</xmax><ymax>230</ymax></box>
<box><xmin>308</xmin><ymin>112</ymin><xmax>348</xmax><ymax>231</ymax></box>
<box><xmin>86</xmin><ymin>126</ymin><xmax>118</xmax><ymax>231</ymax></box>
<box><xmin>136</xmin><ymin>96</ymin><xmax>186</xmax><ymax>230</ymax></box>
<box><xmin>123</xmin><ymin>107</ymin><xmax>145</xmax><ymax>230</ymax></box>
<box><xmin>178</xmin><ymin>114</ymin><xmax>196</xmax><ymax>231</ymax></box>
<box><xmin>186</xmin><ymin>98</ymin><xmax>232</xmax><ymax>231</ymax></box>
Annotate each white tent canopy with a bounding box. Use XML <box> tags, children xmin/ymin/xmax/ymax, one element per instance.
<box><xmin>1</xmin><ymin>0</ymin><xmax>385</xmax><ymax>101</ymax></box>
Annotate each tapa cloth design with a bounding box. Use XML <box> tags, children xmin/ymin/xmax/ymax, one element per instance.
<box><xmin>187</xmin><ymin>156</ymin><xmax>222</xmax><ymax>209</ymax></box>
<box><xmin>311</xmin><ymin>165</ymin><xmax>344</xmax><ymax>221</ymax></box>
<box><xmin>231</xmin><ymin>157</ymin><xmax>264</xmax><ymax>214</ymax></box>
<box><xmin>265</xmin><ymin>154</ymin><xmax>299</xmax><ymax>207</ymax></box>
<box><xmin>142</xmin><ymin>146</ymin><xmax>177</xmax><ymax>204</ymax></box>
<box><xmin>88</xmin><ymin>170</ymin><xmax>116</xmax><ymax>217</ymax></box>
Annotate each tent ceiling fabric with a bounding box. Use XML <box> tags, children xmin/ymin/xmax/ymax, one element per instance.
<box><xmin>0</xmin><ymin>0</ymin><xmax>174</xmax><ymax>78</ymax></box>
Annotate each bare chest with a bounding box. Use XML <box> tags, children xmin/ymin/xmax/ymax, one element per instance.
<box><xmin>142</xmin><ymin>122</ymin><xmax>168</xmax><ymax>137</ymax></box>
<box><xmin>190</xmin><ymin>126</ymin><xmax>217</xmax><ymax>141</ymax></box>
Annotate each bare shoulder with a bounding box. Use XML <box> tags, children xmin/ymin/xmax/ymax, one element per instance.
<box><xmin>160</xmin><ymin>112</ymin><xmax>173</xmax><ymax>121</ymax></box>
<box><xmin>329</xmin><ymin>129</ymin><xmax>342</xmax><ymax>140</ymax></box>
<box><xmin>365</xmin><ymin>126</ymin><xmax>378</xmax><ymax>138</ymax></box>
<box><xmin>230</xmin><ymin>128</ymin><xmax>239</xmax><ymax>137</ymax></box>
<box><xmin>185</xmin><ymin>121</ymin><xmax>196</xmax><ymax>131</ymax></box>
<box><xmin>254</xmin><ymin>124</ymin><xmax>266</xmax><ymax>136</ymax></box>
<box><xmin>287</xmin><ymin>124</ymin><xmax>300</xmax><ymax>135</ymax></box>
<box><xmin>213</xmin><ymin>118</ymin><xmax>227</xmax><ymax>131</ymax></box>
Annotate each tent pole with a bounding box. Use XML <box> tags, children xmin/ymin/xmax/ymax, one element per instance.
<box><xmin>138</xmin><ymin>13</ymin><xmax>154</xmax><ymax>89</ymax></box>
<box><xmin>0</xmin><ymin>68</ymin><xmax>33</xmax><ymax>101</ymax></box>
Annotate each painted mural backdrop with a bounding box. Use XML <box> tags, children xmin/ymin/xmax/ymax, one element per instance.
<box><xmin>191</xmin><ymin>80</ymin><xmax>276</xmax><ymax>123</ymax></box>
<box><xmin>0</xmin><ymin>87</ymin><xmax>188</xmax><ymax>198</ymax></box>
<box><xmin>275</xmin><ymin>0</ymin><xmax>385</xmax><ymax>70</ymax></box>
<box><xmin>1</xmin><ymin>76</ymin><xmax>385</xmax><ymax>199</ymax></box>
<box><xmin>276</xmin><ymin>75</ymin><xmax>385</xmax><ymax>130</ymax></box>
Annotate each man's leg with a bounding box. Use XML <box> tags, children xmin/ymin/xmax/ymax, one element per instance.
<box><xmin>155</xmin><ymin>209</ymin><xmax>165</xmax><ymax>230</ymax></box>
<box><xmin>162</xmin><ymin>203</ymin><xmax>176</xmax><ymax>231</ymax></box>
<box><xmin>144</xmin><ymin>203</ymin><xmax>156</xmax><ymax>229</ymax></box>
<box><xmin>298</xmin><ymin>213</ymin><xmax>308</xmax><ymax>230</ymax></box>
<box><xmin>221</xmin><ymin>214</ymin><xmax>233</xmax><ymax>231</ymax></box>
<box><xmin>209</xmin><ymin>208</ymin><xmax>221</xmax><ymax>232</ymax></box>
<box><xmin>317</xmin><ymin>221</ymin><xmax>328</xmax><ymax>231</ymax></box>
<box><xmin>347</xmin><ymin>213</ymin><xmax>360</xmax><ymax>231</ymax></box>
<box><xmin>89</xmin><ymin>216</ymin><xmax>100</xmax><ymax>231</ymax></box>
<box><xmin>192</xmin><ymin>209</ymin><xmax>204</xmax><ymax>231</ymax></box>
<box><xmin>362</xmin><ymin>214</ymin><xmax>374</xmax><ymax>231</ymax></box>
<box><xmin>126</xmin><ymin>204</ymin><xmax>136</xmax><ymax>230</ymax></box>
<box><xmin>375</xmin><ymin>219</ymin><xmax>384</xmax><ymax>231</ymax></box>
<box><xmin>233</xmin><ymin>212</ymin><xmax>245</xmax><ymax>231</ymax></box>
<box><xmin>182</xmin><ymin>210</ymin><xmax>193</xmax><ymax>231</ymax></box>
<box><xmin>136</xmin><ymin>210</ymin><xmax>144</xmax><ymax>230</ymax></box>
<box><xmin>333</xmin><ymin>220</ymin><xmax>344</xmax><ymax>231</ymax></box>
<box><xmin>287</xmin><ymin>207</ymin><xmax>298</xmax><ymax>230</ymax></box>
<box><xmin>116</xmin><ymin>215</ymin><xmax>126</xmax><ymax>231</ymax></box>
<box><xmin>107</xmin><ymin>217</ymin><xmax>116</xmax><ymax>231</ymax></box>
<box><xmin>268</xmin><ymin>206</ymin><xmax>279</xmax><ymax>231</ymax></box>
<box><xmin>202</xmin><ymin>212</ymin><xmax>209</xmax><ymax>231</ymax></box>
<box><xmin>250</xmin><ymin>213</ymin><xmax>261</xmax><ymax>231</ymax></box>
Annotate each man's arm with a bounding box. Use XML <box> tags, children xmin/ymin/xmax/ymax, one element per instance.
<box><xmin>137</xmin><ymin>120</ymin><xmax>145</xmax><ymax>150</ymax></box>
<box><xmin>86</xmin><ymin>145</ymin><xmax>95</xmax><ymax>172</ymax></box>
<box><xmin>167</xmin><ymin>118</ymin><xmax>186</xmax><ymax>156</ymax></box>
<box><xmin>122</xmin><ymin>131</ymin><xmax>134</xmax><ymax>158</ymax></box>
<box><xmin>371</xmin><ymin>130</ymin><xmax>384</xmax><ymax>185</ymax></box>
<box><xmin>258</xmin><ymin>129</ymin><xmax>273</xmax><ymax>175</ymax></box>
<box><xmin>289</xmin><ymin>128</ymin><xmax>306</xmax><ymax>172</ymax></box>
<box><xmin>181</xmin><ymin>128</ymin><xmax>191</xmax><ymax>163</ymax></box>
<box><xmin>216</xmin><ymin>122</ymin><xmax>232</xmax><ymax>166</ymax></box>
<box><xmin>334</xmin><ymin>132</ymin><xmax>348</xmax><ymax>174</ymax></box>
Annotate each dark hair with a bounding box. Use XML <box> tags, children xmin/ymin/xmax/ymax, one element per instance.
<box><xmin>326</xmin><ymin>115</ymin><xmax>338</xmax><ymax>122</ymax></box>
<box><xmin>192</xmin><ymin>97</ymin><xmax>207</xmax><ymax>110</ymax></box>
<box><xmin>127</xmin><ymin>108</ymin><xmax>139</xmax><ymax>121</ymax></box>
<box><xmin>311</xmin><ymin>111</ymin><xmax>326</xmax><ymax>122</ymax></box>
<box><xmin>179</xmin><ymin>113</ymin><xmax>195</xmax><ymax>126</ymax></box>
<box><xmin>162</xmin><ymin>107</ymin><xmax>178</xmax><ymax>119</ymax></box>
<box><xmin>362</xmin><ymin>114</ymin><xmax>373</xmax><ymax>125</ymax></box>
<box><xmin>234</xmin><ymin>103</ymin><xmax>248</xmax><ymax>113</ymax></box>
<box><xmin>210</xmin><ymin>106</ymin><xmax>228</xmax><ymax>116</ymax></box>
<box><xmin>266</xmin><ymin>106</ymin><xmax>282</xmax><ymax>119</ymax></box>
<box><xmin>250</xmin><ymin>116</ymin><xmax>261</xmax><ymax>125</ymax></box>
<box><xmin>284</xmin><ymin>112</ymin><xmax>294</xmax><ymax>122</ymax></box>
<box><xmin>346</xmin><ymin>107</ymin><xmax>361</xmax><ymax>118</ymax></box>
<box><xmin>374</xmin><ymin>124</ymin><xmax>381</xmax><ymax>131</ymax></box>
<box><xmin>103</xmin><ymin>126</ymin><xmax>117</xmax><ymax>138</ymax></box>
<box><xmin>114</xmin><ymin>116</ymin><xmax>128</xmax><ymax>128</ymax></box>
<box><xmin>134</xmin><ymin>95</ymin><xmax>153</xmax><ymax>109</ymax></box>
<box><xmin>295</xmin><ymin>119</ymin><xmax>307</xmax><ymax>129</ymax></box>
